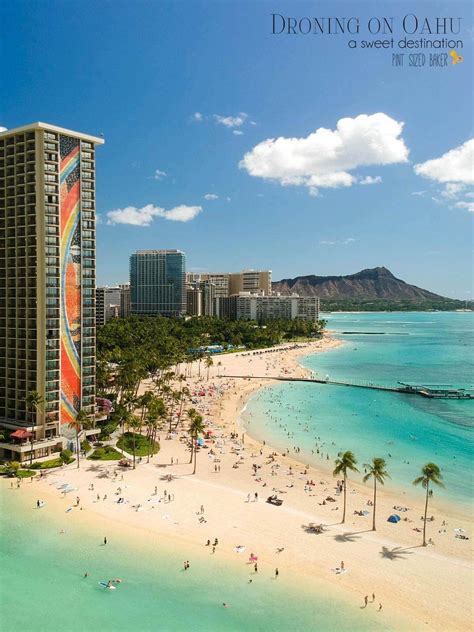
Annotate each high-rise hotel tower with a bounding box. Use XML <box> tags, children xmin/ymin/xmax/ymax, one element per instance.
<box><xmin>0</xmin><ymin>123</ymin><xmax>103</xmax><ymax>462</ymax></box>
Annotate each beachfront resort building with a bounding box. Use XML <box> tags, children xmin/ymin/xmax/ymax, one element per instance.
<box><xmin>119</xmin><ymin>282</ymin><xmax>131</xmax><ymax>318</ymax></box>
<box><xmin>186</xmin><ymin>280</ymin><xmax>216</xmax><ymax>317</ymax></box>
<box><xmin>186</xmin><ymin>270</ymin><xmax>272</xmax><ymax>298</ymax></box>
<box><xmin>96</xmin><ymin>286</ymin><xmax>122</xmax><ymax>326</ymax></box>
<box><xmin>0</xmin><ymin>122</ymin><xmax>104</xmax><ymax>462</ymax></box>
<box><xmin>130</xmin><ymin>250</ymin><xmax>186</xmax><ymax>317</ymax></box>
<box><xmin>216</xmin><ymin>292</ymin><xmax>320</xmax><ymax>322</ymax></box>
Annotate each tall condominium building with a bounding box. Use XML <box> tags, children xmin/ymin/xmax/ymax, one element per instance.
<box><xmin>0</xmin><ymin>122</ymin><xmax>103</xmax><ymax>462</ymax></box>
<box><xmin>187</xmin><ymin>270</ymin><xmax>272</xmax><ymax>298</ymax></box>
<box><xmin>96</xmin><ymin>286</ymin><xmax>122</xmax><ymax>326</ymax></box>
<box><xmin>130</xmin><ymin>250</ymin><xmax>186</xmax><ymax>317</ymax></box>
<box><xmin>229</xmin><ymin>270</ymin><xmax>272</xmax><ymax>296</ymax></box>
<box><xmin>216</xmin><ymin>292</ymin><xmax>320</xmax><ymax>322</ymax></box>
<box><xmin>186</xmin><ymin>280</ymin><xmax>216</xmax><ymax>317</ymax></box>
<box><xmin>187</xmin><ymin>272</ymin><xmax>230</xmax><ymax>298</ymax></box>
<box><xmin>119</xmin><ymin>283</ymin><xmax>131</xmax><ymax>318</ymax></box>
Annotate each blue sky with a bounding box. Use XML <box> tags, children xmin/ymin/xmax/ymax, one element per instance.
<box><xmin>1</xmin><ymin>0</ymin><xmax>473</xmax><ymax>298</ymax></box>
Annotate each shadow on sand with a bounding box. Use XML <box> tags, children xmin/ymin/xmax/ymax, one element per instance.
<box><xmin>379</xmin><ymin>545</ymin><xmax>418</xmax><ymax>560</ymax></box>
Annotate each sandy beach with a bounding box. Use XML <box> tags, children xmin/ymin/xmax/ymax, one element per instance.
<box><xmin>12</xmin><ymin>334</ymin><xmax>473</xmax><ymax>631</ymax></box>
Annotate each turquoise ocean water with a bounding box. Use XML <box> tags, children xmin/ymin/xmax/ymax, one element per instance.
<box><xmin>0</xmin><ymin>484</ymin><xmax>388</xmax><ymax>632</ymax></box>
<box><xmin>242</xmin><ymin>312</ymin><xmax>474</xmax><ymax>506</ymax></box>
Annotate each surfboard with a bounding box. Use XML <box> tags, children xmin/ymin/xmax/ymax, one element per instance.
<box><xmin>98</xmin><ymin>582</ymin><xmax>116</xmax><ymax>590</ymax></box>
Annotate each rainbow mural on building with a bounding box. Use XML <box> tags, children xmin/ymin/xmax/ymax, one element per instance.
<box><xmin>59</xmin><ymin>135</ymin><xmax>81</xmax><ymax>433</ymax></box>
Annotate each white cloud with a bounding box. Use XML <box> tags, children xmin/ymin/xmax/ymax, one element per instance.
<box><xmin>411</xmin><ymin>190</ymin><xmax>427</xmax><ymax>196</ymax></box>
<box><xmin>106</xmin><ymin>204</ymin><xmax>202</xmax><ymax>226</ymax></box>
<box><xmin>319</xmin><ymin>237</ymin><xmax>356</xmax><ymax>246</ymax></box>
<box><xmin>163</xmin><ymin>205</ymin><xmax>202</xmax><ymax>221</ymax></box>
<box><xmin>441</xmin><ymin>183</ymin><xmax>466</xmax><ymax>199</ymax></box>
<box><xmin>250</xmin><ymin>121</ymin><xmax>257</xmax><ymax>126</ymax></box>
<box><xmin>153</xmin><ymin>169</ymin><xmax>167</xmax><ymax>181</ymax></box>
<box><xmin>214</xmin><ymin>113</ymin><xmax>247</xmax><ymax>128</ymax></box>
<box><xmin>414</xmin><ymin>139</ymin><xmax>474</xmax><ymax>184</ymax></box>
<box><xmin>204</xmin><ymin>193</ymin><xmax>219</xmax><ymax>200</ymax></box>
<box><xmin>239</xmin><ymin>113</ymin><xmax>408</xmax><ymax>195</ymax></box>
<box><xmin>414</xmin><ymin>140</ymin><xmax>474</xmax><ymax>212</ymax></box>
<box><xmin>359</xmin><ymin>175</ymin><xmax>382</xmax><ymax>185</ymax></box>
<box><xmin>0</xmin><ymin>126</ymin><xmax>7</xmax><ymax>132</ymax></box>
<box><xmin>192</xmin><ymin>112</ymin><xmax>203</xmax><ymax>122</ymax></box>
<box><xmin>233</xmin><ymin>130</ymin><xmax>244</xmax><ymax>136</ymax></box>
<box><xmin>455</xmin><ymin>201</ymin><xmax>474</xmax><ymax>212</ymax></box>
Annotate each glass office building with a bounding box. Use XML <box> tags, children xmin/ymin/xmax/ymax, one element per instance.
<box><xmin>130</xmin><ymin>250</ymin><xmax>186</xmax><ymax>317</ymax></box>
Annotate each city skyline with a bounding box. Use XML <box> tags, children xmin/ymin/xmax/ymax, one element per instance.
<box><xmin>1</xmin><ymin>1</ymin><xmax>472</xmax><ymax>300</ymax></box>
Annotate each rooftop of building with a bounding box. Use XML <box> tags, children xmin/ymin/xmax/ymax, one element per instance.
<box><xmin>133</xmin><ymin>250</ymin><xmax>185</xmax><ymax>255</ymax></box>
<box><xmin>0</xmin><ymin>122</ymin><xmax>105</xmax><ymax>145</ymax></box>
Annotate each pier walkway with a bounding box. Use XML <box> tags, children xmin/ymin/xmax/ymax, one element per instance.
<box><xmin>223</xmin><ymin>375</ymin><xmax>474</xmax><ymax>400</ymax></box>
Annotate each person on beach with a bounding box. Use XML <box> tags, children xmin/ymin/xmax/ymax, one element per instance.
<box><xmin>371</xmin><ymin>593</ymin><xmax>375</xmax><ymax>602</ymax></box>
<box><xmin>341</xmin><ymin>561</ymin><xmax>345</xmax><ymax>570</ymax></box>
<box><xmin>254</xmin><ymin>563</ymin><xmax>258</xmax><ymax>573</ymax></box>
<box><xmin>275</xmin><ymin>568</ymin><xmax>279</xmax><ymax>578</ymax></box>
<box><xmin>364</xmin><ymin>596</ymin><xmax>368</xmax><ymax>607</ymax></box>
<box><xmin>104</xmin><ymin>537</ymin><xmax>107</xmax><ymax>545</ymax></box>
<box><xmin>378</xmin><ymin>603</ymin><xmax>383</xmax><ymax>611</ymax></box>
<box><xmin>84</xmin><ymin>572</ymin><xmax>88</xmax><ymax>578</ymax></box>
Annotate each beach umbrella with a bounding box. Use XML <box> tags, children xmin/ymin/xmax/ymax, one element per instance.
<box><xmin>387</xmin><ymin>514</ymin><xmax>401</xmax><ymax>523</ymax></box>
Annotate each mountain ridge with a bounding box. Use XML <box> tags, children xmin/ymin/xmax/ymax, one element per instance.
<box><xmin>272</xmin><ymin>267</ymin><xmax>453</xmax><ymax>303</ymax></box>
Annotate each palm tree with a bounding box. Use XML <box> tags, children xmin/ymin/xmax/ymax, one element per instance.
<box><xmin>139</xmin><ymin>391</ymin><xmax>154</xmax><ymax>424</ymax></box>
<box><xmin>413</xmin><ymin>463</ymin><xmax>444</xmax><ymax>546</ymax></box>
<box><xmin>188</xmin><ymin>413</ymin><xmax>205</xmax><ymax>475</ymax></box>
<box><xmin>75</xmin><ymin>410</ymin><xmax>90</xmax><ymax>469</ymax></box>
<box><xmin>186</xmin><ymin>408</ymin><xmax>198</xmax><ymax>463</ymax></box>
<box><xmin>144</xmin><ymin>416</ymin><xmax>158</xmax><ymax>463</ymax></box>
<box><xmin>363</xmin><ymin>457</ymin><xmax>390</xmax><ymax>531</ymax></box>
<box><xmin>25</xmin><ymin>390</ymin><xmax>44</xmax><ymax>466</ymax></box>
<box><xmin>204</xmin><ymin>355</ymin><xmax>214</xmax><ymax>380</ymax></box>
<box><xmin>126</xmin><ymin>415</ymin><xmax>142</xmax><ymax>469</ymax></box>
<box><xmin>333</xmin><ymin>450</ymin><xmax>359</xmax><ymax>523</ymax></box>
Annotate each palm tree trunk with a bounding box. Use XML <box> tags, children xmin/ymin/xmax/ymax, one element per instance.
<box><xmin>76</xmin><ymin>430</ymin><xmax>80</xmax><ymax>469</ymax></box>
<box><xmin>423</xmin><ymin>483</ymin><xmax>429</xmax><ymax>546</ymax></box>
<box><xmin>372</xmin><ymin>478</ymin><xmax>377</xmax><ymax>531</ymax></box>
<box><xmin>189</xmin><ymin>437</ymin><xmax>193</xmax><ymax>464</ymax></box>
<box><xmin>30</xmin><ymin>434</ymin><xmax>34</xmax><ymax>466</ymax></box>
<box><xmin>342</xmin><ymin>473</ymin><xmax>347</xmax><ymax>523</ymax></box>
<box><xmin>147</xmin><ymin>429</ymin><xmax>152</xmax><ymax>463</ymax></box>
<box><xmin>132</xmin><ymin>434</ymin><xmax>136</xmax><ymax>469</ymax></box>
<box><xmin>193</xmin><ymin>438</ymin><xmax>197</xmax><ymax>475</ymax></box>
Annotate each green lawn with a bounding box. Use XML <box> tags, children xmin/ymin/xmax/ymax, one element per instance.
<box><xmin>117</xmin><ymin>432</ymin><xmax>159</xmax><ymax>456</ymax></box>
<box><xmin>88</xmin><ymin>446</ymin><xmax>122</xmax><ymax>461</ymax></box>
<box><xmin>17</xmin><ymin>469</ymin><xmax>36</xmax><ymax>478</ymax></box>
<box><xmin>31</xmin><ymin>457</ymin><xmax>74</xmax><ymax>469</ymax></box>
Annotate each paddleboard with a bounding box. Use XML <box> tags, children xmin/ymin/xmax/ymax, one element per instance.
<box><xmin>98</xmin><ymin>582</ymin><xmax>116</xmax><ymax>590</ymax></box>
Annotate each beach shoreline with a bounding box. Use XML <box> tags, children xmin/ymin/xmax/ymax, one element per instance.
<box><xmin>7</xmin><ymin>333</ymin><xmax>473</xmax><ymax>631</ymax></box>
